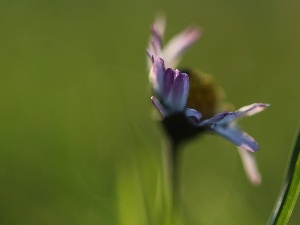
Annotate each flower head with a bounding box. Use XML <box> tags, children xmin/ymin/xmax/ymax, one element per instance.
<box><xmin>147</xmin><ymin>17</ymin><xmax>270</xmax><ymax>185</ymax></box>
<box><xmin>149</xmin><ymin>57</ymin><xmax>270</xmax><ymax>153</ymax></box>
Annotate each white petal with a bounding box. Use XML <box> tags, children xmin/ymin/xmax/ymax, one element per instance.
<box><xmin>238</xmin><ymin>147</ymin><xmax>261</xmax><ymax>185</ymax></box>
<box><xmin>236</xmin><ymin>103</ymin><xmax>270</xmax><ymax>118</ymax></box>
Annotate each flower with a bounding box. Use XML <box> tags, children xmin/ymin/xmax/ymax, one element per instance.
<box><xmin>147</xmin><ymin>17</ymin><xmax>270</xmax><ymax>185</ymax></box>
<box><xmin>150</xmin><ymin>57</ymin><xmax>270</xmax><ymax>153</ymax></box>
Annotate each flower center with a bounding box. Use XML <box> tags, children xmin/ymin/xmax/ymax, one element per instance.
<box><xmin>181</xmin><ymin>69</ymin><xmax>226</xmax><ymax>119</ymax></box>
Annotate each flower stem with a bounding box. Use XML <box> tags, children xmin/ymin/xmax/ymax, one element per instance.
<box><xmin>163</xmin><ymin>138</ymin><xmax>181</xmax><ymax>224</ymax></box>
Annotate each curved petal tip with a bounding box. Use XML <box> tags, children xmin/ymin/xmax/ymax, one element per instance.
<box><xmin>237</xmin><ymin>103</ymin><xmax>270</xmax><ymax>117</ymax></box>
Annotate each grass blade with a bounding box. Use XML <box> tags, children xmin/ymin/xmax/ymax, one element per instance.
<box><xmin>268</xmin><ymin>126</ymin><xmax>300</xmax><ymax>225</ymax></box>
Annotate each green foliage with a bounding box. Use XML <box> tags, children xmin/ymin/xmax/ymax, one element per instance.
<box><xmin>268</xmin><ymin>127</ymin><xmax>300</xmax><ymax>225</ymax></box>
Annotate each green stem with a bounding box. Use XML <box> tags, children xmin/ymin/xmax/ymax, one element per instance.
<box><xmin>163</xmin><ymin>138</ymin><xmax>181</xmax><ymax>224</ymax></box>
<box><xmin>268</xmin><ymin>127</ymin><xmax>300</xmax><ymax>225</ymax></box>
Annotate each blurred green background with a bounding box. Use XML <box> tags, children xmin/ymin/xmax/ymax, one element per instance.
<box><xmin>0</xmin><ymin>0</ymin><xmax>300</xmax><ymax>224</ymax></box>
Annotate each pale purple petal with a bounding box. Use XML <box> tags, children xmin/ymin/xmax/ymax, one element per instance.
<box><xmin>199</xmin><ymin>112</ymin><xmax>236</xmax><ymax>126</ymax></box>
<box><xmin>216</xmin><ymin>112</ymin><xmax>238</xmax><ymax>125</ymax></box>
<box><xmin>150</xmin><ymin>57</ymin><xmax>166</xmax><ymax>96</ymax></box>
<box><xmin>150</xmin><ymin>27</ymin><xmax>163</xmax><ymax>56</ymax></box>
<box><xmin>163</xmin><ymin>27</ymin><xmax>201</xmax><ymax>68</ymax></box>
<box><xmin>147</xmin><ymin>39</ymin><xmax>161</xmax><ymax>70</ymax></box>
<box><xmin>163</xmin><ymin>68</ymin><xmax>175</xmax><ymax>98</ymax></box>
<box><xmin>185</xmin><ymin>108</ymin><xmax>202</xmax><ymax>123</ymax></box>
<box><xmin>147</xmin><ymin>40</ymin><xmax>160</xmax><ymax>69</ymax></box>
<box><xmin>238</xmin><ymin>147</ymin><xmax>261</xmax><ymax>185</ymax></box>
<box><xmin>150</xmin><ymin>38</ymin><xmax>162</xmax><ymax>57</ymax></box>
<box><xmin>166</xmin><ymin>73</ymin><xmax>189</xmax><ymax>112</ymax></box>
<box><xmin>151</xmin><ymin>96</ymin><xmax>166</xmax><ymax>116</ymax></box>
<box><xmin>213</xmin><ymin>125</ymin><xmax>259</xmax><ymax>152</ymax></box>
<box><xmin>148</xmin><ymin>27</ymin><xmax>163</xmax><ymax>58</ymax></box>
<box><xmin>147</xmin><ymin>16</ymin><xmax>166</xmax><ymax>69</ymax></box>
<box><xmin>152</xmin><ymin>15</ymin><xmax>166</xmax><ymax>40</ymax></box>
<box><xmin>236</xmin><ymin>103</ymin><xmax>270</xmax><ymax>118</ymax></box>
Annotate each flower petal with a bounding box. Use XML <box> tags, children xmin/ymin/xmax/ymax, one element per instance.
<box><xmin>163</xmin><ymin>27</ymin><xmax>201</xmax><ymax>68</ymax></box>
<box><xmin>147</xmin><ymin>40</ymin><xmax>160</xmax><ymax>70</ymax></box>
<box><xmin>185</xmin><ymin>108</ymin><xmax>202</xmax><ymax>123</ymax></box>
<box><xmin>217</xmin><ymin>112</ymin><xmax>238</xmax><ymax>124</ymax></box>
<box><xmin>238</xmin><ymin>147</ymin><xmax>261</xmax><ymax>185</ymax></box>
<box><xmin>199</xmin><ymin>112</ymin><xmax>227</xmax><ymax>126</ymax></box>
<box><xmin>151</xmin><ymin>96</ymin><xmax>166</xmax><ymax>116</ymax></box>
<box><xmin>151</xmin><ymin>19</ymin><xmax>165</xmax><ymax>49</ymax></box>
<box><xmin>213</xmin><ymin>125</ymin><xmax>259</xmax><ymax>152</ymax></box>
<box><xmin>199</xmin><ymin>112</ymin><xmax>236</xmax><ymax>126</ymax></box>
<box><xmin>152</xmin><ymin>15</ymin><xmax>166</xmax><ymax>40</ymax></box>
<box><xmin>174</xmin><ymin>69</ymin><xmax>181</xmax><ymax>78</ymax></box>
<box><xmin>147</xmin><ymin>16</ymin><xmax>166</xmax><ymax>69</ymax></box>
<box><xmin>236</xmin><ymin>103</ymin><xmax>270</xmax><ymax>118</ymax></box>
<box><xmin>163</xmin><ymin>68</ymin><xmax>175</xmax><ymax>98</ymax></box>
<box><xmin>166</xmin><ymin>72</ymin><xmax>189</xmax><ymax>112</ymax></box>
<box><xmin>150</xmin><ymin>57</ymin><xmax>166</xmax><ymax>96</ymax></box>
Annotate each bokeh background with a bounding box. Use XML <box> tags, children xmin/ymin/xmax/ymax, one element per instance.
<box><xmin>0</xmin><ymin>0</ymin><xmax>300</xmax><ymax>224</ymax></box>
